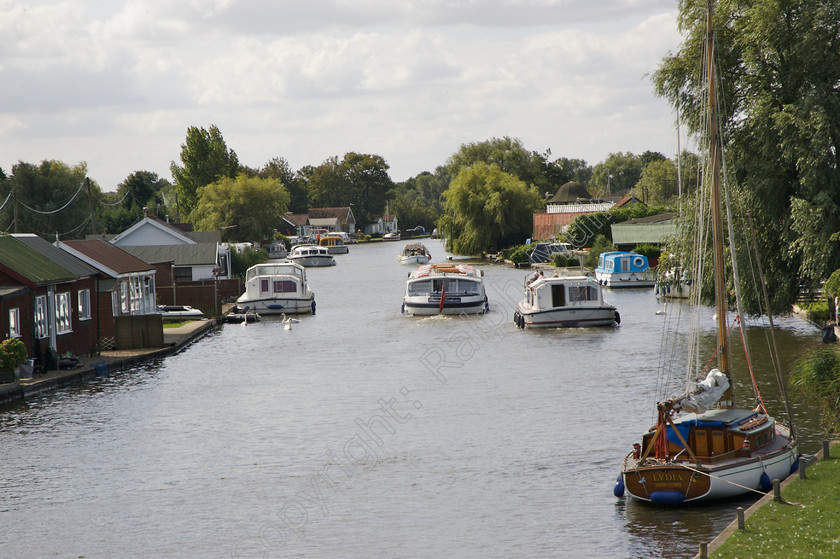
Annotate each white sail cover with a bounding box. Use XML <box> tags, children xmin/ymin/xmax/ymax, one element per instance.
<box><xmin>676</xmin><ymin>369</ymin><xmax>730</xmax><ymax>414</ymax></box>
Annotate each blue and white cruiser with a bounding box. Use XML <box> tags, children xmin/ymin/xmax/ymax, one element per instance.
<box><xmin>594</xmin><ymin>251</ymin><xmax>655</xmax><ymax>288</ymax></box>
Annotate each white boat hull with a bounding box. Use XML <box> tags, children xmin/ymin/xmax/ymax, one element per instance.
<box><xmin>287</xmin><ymin>255</ymin><xmax>336</xmax><ymax>267</ymax></box>
<box><xmin>234</xmin><ymin>296</ymin><xmax>314</xmax><ymax>315</ymax></box>
<box><xmin>402</xmin><ymin>294</ymin><xmax>488</xmax><ymax>315</ymax></box>
<box><xmin>516</xmin><ymin>305</ymin><xmax>616</xmax><ymax>328</ymax></box>
<box><xmin>595</xmin><ymin>270</ymin><xmax>655</xmax><ymax>288</ymax></box>
<box><xmin>399</xmin><ymin>255</ymin><xmax>431</xmax><ymax>265</ymax></box>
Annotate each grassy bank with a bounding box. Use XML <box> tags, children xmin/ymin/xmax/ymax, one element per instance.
<box><xmin>712</xmin><ymin>447</ymin><xmax>840</xmax><ymax>558</ymax></box>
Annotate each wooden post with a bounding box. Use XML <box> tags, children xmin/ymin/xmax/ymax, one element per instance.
<box><xmin>697</xmin><ymin>542</ymin><xmax>707</xmax><ymax>559</ymax></box>
<box><xmin>799</xmin><ymin>456</ymin><xmax>807</xmax><ymax>479</ymax></box>
<box><xmin>823</xmin><ymin>439</ymin><xmax>831</xmax><ymax>460</ymax></box>
<box><xmin>773</xmin><ymin>478</ymin><xmax>782</xmax><ymax>502</ymax></box>
<box><xmin>736</xmin><ymin>506</ymin><xmax>745</xmax><ymax>530</ymax></box>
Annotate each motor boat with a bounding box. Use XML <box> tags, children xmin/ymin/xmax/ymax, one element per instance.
<box><xmin>402</xmin><ymin>263</ymin><xmax>488</xmax><ymax>316</ymax></box>
<box><xmin>513</xmin><ymin>273</ymin><xmax>619</xmax><ymax>328</ymax></box>
<box><xmin>398</xmin><ymin>243</ymin><xmax>432</xmax><ymax>265</ymax></box>
<box><xmin>286</xmin><ymin>244</ymin><xmax>336</xmax><ymax>267</ymax></box>
<box><xmin>235</xmin><ymin>261</ymin><xmax>315</xmax><ymax>315</ymax></box>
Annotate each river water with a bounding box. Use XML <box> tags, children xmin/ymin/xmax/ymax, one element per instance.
<box><xmin>0</xmin><ymin>239</ymin><xmax>824</xmax><ymax>558</ymax></box>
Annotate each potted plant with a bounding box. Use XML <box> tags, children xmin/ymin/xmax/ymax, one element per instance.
<box><xmin>0</xmin><ymin>338</ymin><xmax>27</xmax><ymax>384</ymax></box>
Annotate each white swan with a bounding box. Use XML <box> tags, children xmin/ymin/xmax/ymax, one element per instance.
<box><xmin>655</xmin><ymin>302</ymin><xmax>667</xmax><ymax>315</ymax></box>
<box><xmin>281</xmin><ymin>313</ymin><xmax>300</xmax><ymax>330</ymax></box>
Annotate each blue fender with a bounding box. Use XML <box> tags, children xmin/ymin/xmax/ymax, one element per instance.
<box><xmin>649</xmin><ymin>491</ymin><xmax>685</xmax><ymax>505</ymax></box>
<box><xmin>613</xmin><ymin>474</ymin><xmax>625</xmax><ymax>497</ymax></box>
<box><xmin>760</xmin><ymin>472</ymin><xmax>772</xmax><ymax>491</ymax></box>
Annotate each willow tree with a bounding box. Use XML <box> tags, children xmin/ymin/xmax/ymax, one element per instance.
<box><xmin>191</xmin><ymin>175</ymin><xmax>289</xmax><ymax>243</ymax></box>
<box><xmin>653</xmin><ymin>0</ymin><xmax>840</xmax><ymax>312</ymax></box>
<box><xmin>439</xmin><ymin>162</ymin><xmax>542</xmax><ymax>255</ymax></box>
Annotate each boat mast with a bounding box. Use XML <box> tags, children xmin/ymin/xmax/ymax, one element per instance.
<box><xmin>706</xmin><ymin>0</ymin><xmax>732</xmax><ymax>406</ymax></box>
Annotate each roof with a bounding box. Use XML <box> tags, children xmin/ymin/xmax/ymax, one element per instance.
<box><xmin>284</xmin><ymin>213</ymin><xmax>310</xmax><ymax>226</ymax></box>
<box><xmin>110</xmin><ymin>217</ymin><xmax>198</xmax><ymax>246</ymax></box>
<box><xmin>619</xmin><ymin>212</ymin><xmax>679</xmax><ymax>225</ymax></box>
<box><xmin>0</xmin><ymin>285</ymin><xmax>30</xmax><ymax>300</ymax></box>
<box><xmin>309</xmin><ymin>217</ymin><xmax>340</xmax><ymax>227</ymax></box>
<box><xmin>0</xmin><ymin>235</ymin><xmax>77</xmax><ymax>285</ymax></box>
<box><xmin>546</xmin><ymin>182</ymin><xmax>592</xmax><ymax>204</ymax></box>
<box><xmin>119</xmin><ymin>243</ymin><xmax>219</xmax><ymax>266</ymax></box>
<box><xmin>57</xmin><ymin>239</ymin><xmax>155</xmax><ymax>278</ymax></box>
<box><xmin>12</xmin><ymin>234</ymin><xmax>98</xmax><ymax>278</ymax></box>
<box><xmin>308</xmin><ymin>207</ymin><xmax>354</xmax><ymax>222</ymax></box>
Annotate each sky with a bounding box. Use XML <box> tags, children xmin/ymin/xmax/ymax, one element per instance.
<box><xmin>1</xmin><ymin>0</ymin><xmax>686</xmax><ymax>192</ymax></box>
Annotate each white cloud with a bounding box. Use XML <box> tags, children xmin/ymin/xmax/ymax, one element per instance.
<box><xmin>0</xmin><ymin>0</ymin><xmax>683</xmax><ymax>189</ymax></box>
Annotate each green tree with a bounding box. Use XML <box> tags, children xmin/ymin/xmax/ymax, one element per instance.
<box><xmin>170</xmin><ymin>125</ymin><xmax>239</xmax><ymax>220</ymax></box>
<box><xmin>260</xmin><ymin>157</ymin><xmax>308</xmax><ymax>213</ymax></box>
<box><xmin>191</xmin><ymin>174</ymin><xmax>290</xmax><ymax>243</ymax></box>
<box><xmin>653</xmin><ymin>0</ymin><xmax>840</xmax><ymax>312</ymax></box>
<box><xmin>307</xmin><ymin>153</ymin><xmax>393</xmax><ymax>226</ymax></box>
<box><xmin>438</xmin><ymin>163</ymin><xmax>543</xmax><ymax>254</ymax></box>
<box><xmin>1</xmin><ymin>160</ymin><xmax>100</xmax><ymax>239</ymax></box>
<box><xmin>589</xmin><ymin>152</ymin><xmax>643</xmax><ymax>196</ymax></box>
<box><xmin>632</xmin><ymin>159</ymin><xmax>679</xmax><ymax>205</ymax></box>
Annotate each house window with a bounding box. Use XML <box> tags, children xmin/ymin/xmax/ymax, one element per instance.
<box><xmin>55</xmin><ymin>292</ymin><xmax>72</xmax><ymax>334</ymax></box>
<box><xmin>8</xmin><ymin>308</ymin><xmax>21</xmax><ymax>338</ymax></box>
<box><xmin>34</xmin><ymin>295</ymin><xmax>48</xmax><ymax>339</ymax></box>
<box><xmin>78</xmin><ymin>289</ymin><xmax>92</xmax><ymax>320</ymax></box>
<box><xmin>173</xmin><ymin>267</ymin><xmax>192</xmax><ymax>282</ymax></box>
<box><xmin>120</xmin><ymin>281</ymin><xmax>130</xmax><ymax>313</ymax></box>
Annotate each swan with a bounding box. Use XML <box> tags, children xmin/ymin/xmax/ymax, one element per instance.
<box><xmin>655</xmin><ymin>302</ymin><xmax>667</xmax><ymax>315</ymax></box>
<box><xmin>281</xmin><ymin>313</ymin><xmax>300</xmax><ymax>330</ymax></box>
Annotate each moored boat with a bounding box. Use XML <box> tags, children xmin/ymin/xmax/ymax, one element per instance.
<box><xmin>594</xmin><ymin>251</ymin><xmax>655</xmax><ymax>288</ymax></box>
<box><xmin>319</xmin><ymin>235</ymin><xmax>349</xmax><ymax>255</ymax></box>
<box><xmin>286</xmin><ymin>244</ymin><xmax>336</xmax><ymax>267</ymax></box>
<box><xmin>235</xmin><ymin>261</ymin><xmax>315</xmax><ymax>315</ymax></box>
<box><xmin>402</xmin><ymin>263</ymin><xmax>488</xmax><ymax>316</ymax></box>
<box><xmin>398</xmin><ymin>243</ymin><xmax>432</xmax><ymax>265</ymax></box>
<box><xmin>157</xmin><ymin>305</ymin><xmax>204</xmax><ymax>321</ymax></box>
<box><xmin>382</xmin><ymin>231</ymin><xmax>401</xmax><ymax>241</ymax></box>
<box><xmin>513</xmin><ymin>273</ymin><xmax>618</xmax><ymax>329</ymax></box>
<box><xmin>615</xmin><ymin>0</ymin><xmax>798</xmax><ymax>505</ymax></box>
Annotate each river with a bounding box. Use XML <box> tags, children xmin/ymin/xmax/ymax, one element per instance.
<box><xmin>0</xmin><ymin>239</ymin><xmax>824</xmax><ymax>558</ymax></box>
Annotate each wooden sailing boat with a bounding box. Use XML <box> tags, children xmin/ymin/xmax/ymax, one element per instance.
<box><xmin>615</xmin><ymin>0</ymin><xmax>798</xmax><ymax>505</ymax></box>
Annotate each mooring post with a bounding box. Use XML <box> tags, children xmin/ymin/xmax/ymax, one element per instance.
<box><xmin>823</xmin><ymin>439</ymin><xmax>830</xmax><ymax>460</ymax></box>
<box><xmin>799</xmin><ymin>455</ymin><xmax>807</xmax><ymax>479</ymax></box>
<box><xmin>773</xmin><ymin>478</ymin><xmax>782</xmax><ymax>502</ymax></box>
<box><xmin>736</xmin><ymin>506</ymin><xmax>745</xmax><ymax>530</ymax></box>
<box><xmin>697</xmin><ymin>542</ymin><xmax>708</xmax><ymax>559</ymax></box>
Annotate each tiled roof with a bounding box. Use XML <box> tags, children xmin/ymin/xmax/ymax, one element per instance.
<box><xmin>0</xmin><ymin>235</ymin><xmax>77</xmax><ymax>285</ymax></box>
<box><xmin>60</xmin><ymin>239</ymin><xmax>154</xmax><ymax>276</ymax></box>
<box><xmin>284</xmin><ymin>213</ymin><xmax>309</xmax><ymax>226</ymax></box>
<box><xmin>120</xmin><ymin>244</ymin><xmax>218</xmax><ymax>266</ymax></box>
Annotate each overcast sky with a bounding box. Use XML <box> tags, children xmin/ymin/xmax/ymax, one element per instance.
<box><xmin>1</xmin><ymin>0</ymin><xmax>685</xmax><ymax>192</ymax></box>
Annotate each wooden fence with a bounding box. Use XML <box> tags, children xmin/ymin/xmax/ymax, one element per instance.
<box><xmin>156</xmin><ymin>278</ymin><xmax>242</xmax><ymax>316</ymax></box>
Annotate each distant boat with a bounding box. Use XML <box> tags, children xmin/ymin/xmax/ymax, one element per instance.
<box><xmin>398</xmin><ymin>243</ymin><xmax>432</xmax><ymax>265</ymax></box>
<box><xmin>287</xmin><ymin>244</ymin><xmax>336</xmax><ymax>267</ymax></box>
<box><xmin>513</xmin><ymin>273</ymin><xmax>618</xmax><ymax>329</ymax></box>
<box><xmin>594</xmin><ymin>251</ymin><xmax>655</xmax><ymax>288</ymax></box>
<box><xmin>319</xmin><ymin>235</ymin><xmax>349</xmax><ymax>255</ymax></box>
<box><xmin>383</xmin><ymin>231</ymin><xmax>401</xmax><ymax>241</ymax></box>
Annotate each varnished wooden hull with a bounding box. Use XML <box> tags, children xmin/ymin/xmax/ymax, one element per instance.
<box><xmin>621</xmin><ymin>433</ymin><xmax>798</xmax><ymax>504</ymax></box>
